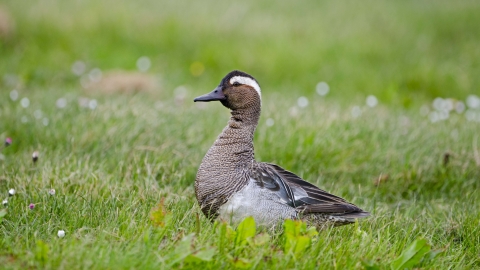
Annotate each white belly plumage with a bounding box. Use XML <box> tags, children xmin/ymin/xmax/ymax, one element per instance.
<box><xmin>218</xmin><ymin>178</ymin><xmax>297</xmax><ymax>226</ymax></box>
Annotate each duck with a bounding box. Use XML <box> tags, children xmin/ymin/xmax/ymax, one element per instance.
<box><xmin>193</xmin><ymin>70</ymin><xmax>369</xmax><ymax>228</ymax></box>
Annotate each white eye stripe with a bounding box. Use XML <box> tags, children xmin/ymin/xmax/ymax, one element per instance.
<box><xmin>229</xmin><ymin>76</ymin><xmax>261</xmax><ymax>98</ymax></box>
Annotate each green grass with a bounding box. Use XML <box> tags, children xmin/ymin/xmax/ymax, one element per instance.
<box><xmin>1</xmin><ymin>0</ymin><xmax>480</xmax><ymax>269</ymax></box>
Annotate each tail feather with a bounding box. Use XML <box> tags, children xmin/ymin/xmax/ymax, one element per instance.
<box><xmin>336</xmin><ymin>211</ymin><xmax>370</xmax><ymax>219</ymax></box>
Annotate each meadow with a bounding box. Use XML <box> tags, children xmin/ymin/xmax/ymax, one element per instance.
<box><xmin>1</xmin><ymin>0</ymin><xmax>480</xmax><ymax>269</ymax></box>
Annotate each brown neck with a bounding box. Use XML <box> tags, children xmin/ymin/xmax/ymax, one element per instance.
<box><xmin>195</xmin><ymin>104</ymin><xmax>261</xmax><ymax>218</ymax></box>
<box><xmin>212</xmin><ymin>106</ymin><xmax>260</xmax><ymax>164</ymax></box>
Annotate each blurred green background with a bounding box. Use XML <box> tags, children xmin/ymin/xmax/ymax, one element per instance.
<box><xmin>1</xmin><ymin>0</ymin><xmax>479</xmax><ymax>105</ymax></box>
<box><xmin>1</xmin><ymin>1</ymin><xmax>480</xmax><ymax>268</ymax></box>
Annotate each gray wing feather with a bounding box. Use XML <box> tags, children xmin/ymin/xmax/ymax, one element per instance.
<box><xmin>250</xmin><ymin>167</ymin><xmax>295</xmax><ymax>206</ymax></box>
<box><xmin>252</xmin><ymin>163</ymin><xmax>369</xmax><ymax>216</ymax></box>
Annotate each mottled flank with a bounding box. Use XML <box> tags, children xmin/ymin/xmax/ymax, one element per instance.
<box><xmin>194</xmin><ymin>70</ymin><xmax>369</xmax><ymax>228</ymax></box>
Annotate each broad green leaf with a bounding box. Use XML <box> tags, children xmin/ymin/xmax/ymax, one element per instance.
<box><xmin>215</xmin><ymin>221</ymin><xmax>226</xmax><ymax>238</ymax></box>
<box><xmin>283</xmin><ymin>219</ymin><xmax>296</xmax><ymax>235</ymax></box>
<box><xmin>247</xmin><ymin>233</ymin><xmax>270</xmax><ymax>246</ymax></box>
<box><xmin>216</xmin><ymin>221</ymin><xmax>236</xmax><ymax>251</ymax></box>
<box><xmin>168</xmin><ymin>233</ymin><xmax>195</xmax><ymax>266</ymax></box>
<box><xmin>235</xmin><ymin>216</ymin><xmax>256</xmax><ymax>246</ymax></box>
<box><xmin>284</xmin><ymin>235</ymin><xmax>295</xmax><ymax>251</ymax></box>
<box><xmin>361</xmin><ymin>259</ymin><xmax>381</xmax><ymax>270</ymax></box>
<box><xmin>0</xmin><ymin>209</ymin><xmax>6</xmax><ymax>222</ymax></box>
<box><xmin>390</xmin><ymin>238</ymin><xmax>431</xmax><ymax>270</ymax></box>
<box><xmin>283</xmin><ymin>219</ymin><xmax>315</xmax><ymax>256</ymax></box>
<box><xmin>174</xmin><ymin>233</ymin><xmax>194</xmax><ymax>254</ymax></box>
<box><xmin>185</xmin><ymin>247</ymin><xmax>216</xmax><ymax>263</ymax></box>
<box><xmin>149</xmin><ymin>199</ymin><xmax>172</xmax><ymax>228</ymax></box>
<box><xmin>216</xmin><ymin>221</ymin><xmax>227</xmax><ymax>251</ymax></box>
<box><xmin>427</xmin><ymin>249</ymin><xmax>445</xmax><ymax>261</ymax></box>
<box><xmin>227</xmin><ymin>255</ymin><xmax>252</xmax><ymax>269</ymax></box>
<box><xmin>35</xmin><ymin>240</ymin><xmax>49</xmax><ymax>263</ymax></box>
<box><xmin>226</xmin><ymin>223</ymin><xmax>236</xmax><ymax>242</ymax></box>
<box><xmin>293</xmin><ymin>235</ymin><xmax>311</xmax><ymax>255</ymax></box>
<box><xmin>306</xmin><ymin>226</ymin><xmax>318</xmax><ymax>237</ymax></box>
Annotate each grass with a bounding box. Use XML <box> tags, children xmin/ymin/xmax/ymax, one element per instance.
<box><xmin>1</xmin><ymin>0</ymin><xmax>480</xmax><ymax>269</ymax></box>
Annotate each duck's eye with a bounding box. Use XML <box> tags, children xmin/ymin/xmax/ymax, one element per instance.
<box><xmin>232</xmin><ymin>82</ymin><xmax>241</xmax><ymax>87</ymax></box>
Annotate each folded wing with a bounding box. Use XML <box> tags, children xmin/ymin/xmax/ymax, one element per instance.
<box><xmin>252</xmin><ymin>163</ymin><xmax>369</xmax><ymax>217</ymax></box>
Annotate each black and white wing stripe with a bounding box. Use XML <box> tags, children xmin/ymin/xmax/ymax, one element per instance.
<box><xmin>252</xmin><ymin>163</ymin><xmax>369</xmax><ymax>216</ymax></box>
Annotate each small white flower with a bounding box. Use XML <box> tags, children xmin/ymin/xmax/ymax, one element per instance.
<box><xmin>266</xmin><ymin>118</ymin><xmax>275</xmax><ymax>127</ymax></box>
<box><xmin>351</xmin><ymin>106</ymin><xmax>362</xmax><ymax>118</ymax></box>
<box><xmin>49</xmin><ymin>189</ymin><xmax>56</xmax><ymax>196</ymax></box>
<box><xmin>56</xmin><ymin>98</ymin><xmax>67</xmax><ymax>108</ymax></box>
<box><xmin>466</xmin><ymin>95</ymin><xmax>480</xmax><ymax>109</ymax></box>
<box><xmin>10</xmin><ymin>90</ymin><xmax>19</xmax><ymax>101</ymax></box>
<box><xmin>316</xmin><ymin>82</ymin><xmax>329</xmax><ymax>96</ymax></box>
<box><xmin>429</xmin><ymin>111</ymin><xmax>439</xmax><ymax>123</ymax></box>
<box><xmin>2</xmin><ymin>199</ymin><xmax>7</xmax><ymax>206</ymax></box>
<box><xmin>438</xmin><ymin>110</ymin><xmax>449</xmax><ymax>120</ymax></box>
<box><xmin>297</xmin><ymin>96</ymin><xmax>309</xmax><ymax>108</ymax></box>
<box><xmin>21</xmin><ymin>97</ymin><xmax>30</xmax><ymax>108</ymax></box>
<box><xmin>136</xmin><ymin>56</ymin><xmax>151</xmax><ymax>72</ymax></box>
<box><xmin>366</xmin><ymin>95</ymin><xmax>378</xmax><ymax>108</ymax></box>
<box><xmin>432</xmin><ymin>97</ymin><xmax>445</xmax><ymax>111</ymax></box>
<box><xmin>33</xmin><ymin>110</ymin><xmax>43</xmax><ymax>119</ymax></box>
<box><xmin>72</xmin><ymin>60</ymin><xmax>86</xmax><ymax>76</ymax></box>
<box><xmin>58</xmin><ymin>230</ymin><xmax>66</xmax><ymax>238</ymax></box>
<box><xmin>88</xmin><ymin>99</ymin><xmax>97</xmax><ymax>110</ymax></box>
<box><xmin>455</xmin><ymin>101</ymin><xmax>465</xmax><ymax>114</ymax></box>
<box><xmin>32</xmin><ymin>151</ymin><xmax>39</xmax><ymax>163</ymax></box>
<box><xmin>444</xmin><ymin>99</ymin><xmax>454</xmax><ymax>111</ymax></box>
<box><xmin>89</xmin><ymin>68</ymin><xmax>102</xmax><ymax>83</ymax></box>
<box><xmin>8</xmin><ymin>189</ymin><xmax>15</xmax><ymax>196</ymax></box>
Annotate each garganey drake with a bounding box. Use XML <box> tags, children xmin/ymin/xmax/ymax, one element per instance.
<box><xmin>194</xmin><ymin>70</ymin><xmax>369</xmax><ymax>228</ymax></box>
